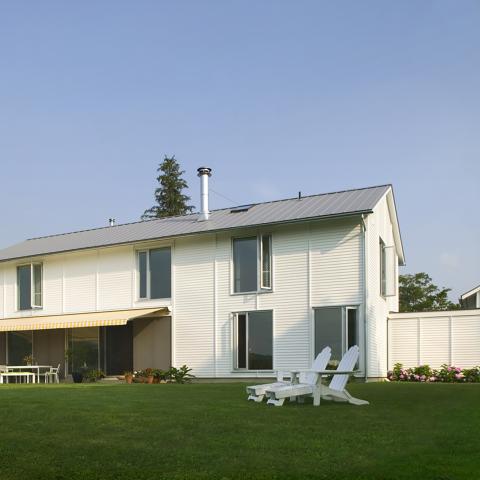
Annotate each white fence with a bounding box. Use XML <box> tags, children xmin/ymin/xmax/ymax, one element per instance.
<box><xmin>388</xmin><ymin>310</ymin><xmax>480</xmax><ymax>370</ymax></box>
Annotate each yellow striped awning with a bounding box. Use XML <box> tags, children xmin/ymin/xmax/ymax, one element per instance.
<box><xmin>0</xmin><ymin>307</ymin><xmax>170</xmax><ymax>332</ymax></box>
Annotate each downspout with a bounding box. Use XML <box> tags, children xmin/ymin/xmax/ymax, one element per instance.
<box><xmin>361</xmin><ymin>214</ymin><xmax>369</xmax><ymax>382</ymax></box>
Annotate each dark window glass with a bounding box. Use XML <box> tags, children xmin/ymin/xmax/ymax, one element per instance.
<box><xmin>237</xmin><ymin>314</ymin><xmax>247</xmax><ymax>369</ymax></box>
<box><xmin>68</xmin><ymin>328</ymin><xmax>99</xmax><ymax>372</ymax></box>
<box><xmin>17</xmin><ymin>265</ymin><xmax>32</xmax><ymax>311</ymax></box>
<box><xmin>315</xmin><ymin>307</ymin><xmax>343</xmax><ymax>363</ymax></box>
<box><xmin>149</xmin><ymin>248</ymin><xmax>171</xmax><ymax>299</ymax></box>
<box><xmin>138</xmin><ymin>251</ymin><xmax>148</xmax><ymax>299</ymax></box>
<box><xmin>261</xmin><ymin>235</ymin><xmax>272</xmax><ymax>289</ymax></box>
<box><xmin>233</xmin><ymin>237</ymin><xmax>257</xmax><ymax>293</ymax></box>
<box><xmin>33</xmin><ymin>264</ymin><xmax>42</xmax><ymax>307</ymax></box>
<box><xmin>247</xmin><ymin>311</ymin><xmax>273</xmax><ymax>370</ymax></box>
<box><xmin>347</xmin><ymin>309</ymin><xmax>358</xmax><ymax>349</ymax></box>
<box><xmin>380</xmin><ymin>238</ymin><xmax>386</xmax><ymax>296</ymax></box>
<box><xmin>7</xmin><ymin>331</ymin><xmax>32</xmax><ymax>364</ymax></box>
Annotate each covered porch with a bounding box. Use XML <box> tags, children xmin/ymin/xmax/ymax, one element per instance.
<box><xmin>0</xmin><ymin>307</ymin><xmax>172</xmax><ymax>380</ymax></box>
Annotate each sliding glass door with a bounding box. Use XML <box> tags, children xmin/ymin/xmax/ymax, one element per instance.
<box><xmin>314</xmin><ymin>306</ymin><xmax>359</xmax><ymax>365</ymax></box>
<box><xmin>7</xmin><ymin>331</ymin><xmax>33</xmax><ymax>364</ymax></box>
<box><xmin>67</xmin><ymin>328</ymin><xmax>99</xmax><ymax>373</ymax></box>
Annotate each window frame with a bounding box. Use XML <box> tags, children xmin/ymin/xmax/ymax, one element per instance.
<box><xmin>231</xmin><ymin>234</ymin><xmax>273</xmax><ymax>295</ymax></box>
<box><xmin>233</xmin><ymin>310</ymin><xmax>274</xmax><ymax>371</ymax></box>
<box><xmin>136</xmin><ymin>247</ymin><xmax>172</xmax><ymax>301</ymax></box>
<box><xmin>16</xmin><ymin>262</ymin><xmax>43</xmax><ymax>311</ymax></box>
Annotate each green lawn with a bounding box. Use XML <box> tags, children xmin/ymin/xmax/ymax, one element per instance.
<box><xmin>0</xmin><ymin>382</ymin><xmax>478</xmax><ymax>480</ymax></box>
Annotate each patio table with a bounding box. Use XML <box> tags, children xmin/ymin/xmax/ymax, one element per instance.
<box><xmin>5</xmin><ymin>365</ymin><xmax>52</xmax><ymax>383</ymax></box>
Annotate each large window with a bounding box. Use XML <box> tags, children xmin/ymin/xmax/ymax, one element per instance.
<box><xmin>314</xmin><ymin>306</ymin><xmax>358</xmax><ymax>364</ymax></box>
<box><xmin>7</xmin><ymin>331</ymin><xmax>33</xmax><ymax>365</ymax></box>
<box><xmin>67</xmin><ymin>328</ymin><xmax>99</xmax><ymax>373</ymax></box>
<box><xmin>138</xmin><ymin>247</ymin><xmax>171</xmax><ymax>299</ymax></box>
<box><xmin>233</xmin><ymin>235</ymin><xmax>272</xmax><ymax>293</ymax></box>
<box><xmin>380</xmin><ymin>238</ymin><xmax>396</xmax><ymax>297</ymax></box>
<box><xmin>234</xmin><ymin>311</ymin><xmax>273</xmax><ymax>370</ymax></box>
<box><xmin>17</xmin><ymin>263</ymin><xmax>42</xmax><ymax>310</ymax></box>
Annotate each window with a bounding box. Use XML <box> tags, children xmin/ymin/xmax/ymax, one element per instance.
<box><xmin>67</xmin><ymin>328</ymin><xmax>99</xmax><ymax>373</ymax></box>
<box><xmin>17</xmin><ymin>263</ymin><xmax>42</xmax><ymax>310</ymax></box>
<box><xmin>7</xmin><ymin>331</ymin><xmax>33</xmax><ymax>365</ymax></box>
<box><xmin>314</xmin><ymin>306</ymin><xmax>359</xmax><ymax>364</ymax></box>
<box><xmin>138</xmin><ymin>247</ymin><xmax>171</xmax><ymax>299</ymax></box>
<box><xmin>380</xmin><ymin>238</ymin><xmax>396</xmax><ymax>297</ymax></box>
<box><xmin>234</xmin><ymin>311</ymin><xmax>273</xmax><ymax>370</ymax></box>
<box><xmin>233</xmin><ymin>235</ymin><xmax>272</xmax><ymax>293</ymax></box>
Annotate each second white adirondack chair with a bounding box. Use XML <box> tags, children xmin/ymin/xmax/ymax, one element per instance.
<box><xmin>246</xmin><ymin>346</ymin><xmax>331</xmax><ymax>402</ymax></box>
<box><xmin>265</xmin><ymin>345</ymin><xmax>368</xmax><ymax>407</ymax></box>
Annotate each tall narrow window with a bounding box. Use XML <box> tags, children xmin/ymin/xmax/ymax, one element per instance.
<box><xmin>137</xmin><ymin>247</ymin><xmax>171</xmax><ymax>299</ymax></box>
<box><xmin>138</xmin><ymin>251</ymin><xmax>148</xmax><ymax>299</ymax></box>
<box><xmin>380</xmin><ymin>238</ymin><xmax>396</xmax><ymax>297</ymax></box>
<box><xmin>233</xmin><ymin>237</ymin><xmax>257</xmax><ymax>293</ymax></box>
<box><xmin>235</xmin><ymin>311</ymin><xmax>273</xmax><ymax>370</ymax></box>
<box><xmin>260</xmin><ymin>235</ymin><xmax>272</xmax><ymax>290</ymax></box>
<box><xmin>17</xmin><ymin>263</ymin><xmax>42</xmax><ymax>311</ymax></box>
<box><xmin>7</xmin><ymin>331</ymin><xmax>33</xmax><ymax>365</ymax></box>
<box><xmin>380</xmin><ymin>238</ymin><xmax>387</xmax><ymax>296</ymax></box>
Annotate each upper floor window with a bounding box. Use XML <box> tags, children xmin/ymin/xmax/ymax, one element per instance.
<box><xmin>380</xmin><ymin>238</ymin><xmax>396</xmax><ymax>297</ymax></box>
<box><xmin>17</xmin><ymin>263</ymin><xmax>42</xmax><ymax>310</ymax></box>
<box><xmin>138</xmin><ymin>247</ymin><xmax>171</xmax><ymax>300</ymax></box>
<box><xmin>233</xmin><ymin>235</ymin><xmax>272</xmax><ymax>293</ymax></box>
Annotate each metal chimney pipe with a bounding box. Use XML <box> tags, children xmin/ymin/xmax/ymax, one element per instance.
<box><xmin>109</xmin><ymin>218</ymin><xmax>115</xmax><ymax>226</ymax></box>
<box><xmin>197</xmin><ymin>167</ymin><xmax>212</xmax><ymax>221</ymax></box>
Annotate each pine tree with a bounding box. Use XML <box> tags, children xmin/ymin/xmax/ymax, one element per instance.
<box><xmin>141</xmin><ymin>156</ymin><xmax>194</xmax><ymax>220</ymax></box>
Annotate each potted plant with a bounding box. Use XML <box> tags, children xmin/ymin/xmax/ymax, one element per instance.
<box><xmin>65</xmin><ymin>348</ymin><xmax>86</xmax><ymax>383</ymax></box>
<box><xmin>23</xmin><ymin>354</ymin><xmax>34</xmax><ymax>366</ymax></box>
<box><xmin>145</xmin><ymin>368</ymin><xmax>155</xmax><ymax>384</ymax></box>
<box><xmin>84</xmin><ymin>369</ymin><xmax>105</xmax><ymax>383</ymax></box>
<box><xmin>133</xmin><ymin>370</ymin><xmax>145</xmax><ymax>383</ymax></box>
<box><xmin>153</xmin><ymin>369</ymin><xmax>168</xmax><ymax>383</ymax></box>
<box><xmin>124</xmin><ymin>371</ymin><xmax>134</xmax><ymax>384</ymax></box>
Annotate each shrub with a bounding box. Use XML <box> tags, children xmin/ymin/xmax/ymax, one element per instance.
<box><xmin>168</xmin><ymin>365</ymin><xmax>194</xmax><ymax>384</ymax></box>
<box><xmin>84</xmin><ymin>369</ymin><xmax>106</xmax><ymax>382</ymax></box>
<box><xmin>387</xmin><ymin>363</ymin><xmax>480</xmax><ymax>383</ymax></box>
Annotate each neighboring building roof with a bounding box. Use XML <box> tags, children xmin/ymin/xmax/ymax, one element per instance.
<box><xmin>0</xmin><ymin>184</ymin><xmax>395</xmax><ymax>263</ymax></box>
<box><xmin>460</xmin><ymin>285</ymin><xmax>480</xmax><ymax>300</ymax></box>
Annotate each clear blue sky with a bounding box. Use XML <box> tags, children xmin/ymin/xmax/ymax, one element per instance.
<box><xmin>0</xmin><ymin>1</ymin><xmax>478</xmax><ymax>300</ymax></box>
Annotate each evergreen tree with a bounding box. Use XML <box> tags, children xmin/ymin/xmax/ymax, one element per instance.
<box><xmin>141</xmin><ymin>156</ymin><xmax>194</xmax><ymax>220</ymax></box>
<box><xmin>399</xmin><ymin>273</ymin><xmax>460</xmax><ymax>312</ymax></box>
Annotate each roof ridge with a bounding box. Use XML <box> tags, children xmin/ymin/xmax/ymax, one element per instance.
<box><xmin>25</xmin><ymin>184</ymin><xmax>391</xmax><ymax>242</ymax></box>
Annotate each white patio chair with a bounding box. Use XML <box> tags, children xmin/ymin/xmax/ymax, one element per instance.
<box><xmin>45</xmin><ymin>364</ymin><xmax>61</xmax><ymax>384</ymax></box>
<box><xmin>265</xmin><ymin>345</ymin><xmax>368</xmax><ymax>407</ymax></box>
<box><xmin>246</xmin><ymin>347</ymin><xmax>331</xmax><ymax>402</ymax></box>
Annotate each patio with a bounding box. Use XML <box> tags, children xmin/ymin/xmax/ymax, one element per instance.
<box><xmin>0</xmin><ymin>382</ymin><xmax>478</xmax><ymax>479</ymax></box>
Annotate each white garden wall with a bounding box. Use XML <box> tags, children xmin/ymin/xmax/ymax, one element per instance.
<box><xmin>388</xmin><ymin>310</ymin><xmax>480</xmax><ymax>370</ymax></box>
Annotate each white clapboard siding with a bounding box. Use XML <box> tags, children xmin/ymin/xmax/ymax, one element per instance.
<box><xmin>63</xmin><ymin>251</ymin><xmax>97</xmax><ymax>313</ymax></box>
<box><xmin>388</xmin><ymin>311</ymin><xmax>480</xmax><ymax>369</ymax></box>
<box><xmin>173</xmin><ymin>235</ymin><xmax>215</xmax><ymax>377</ymax></box>
<box><xmin>366</xmin><ymin>192</ymin><xmax>399</xmax><ymax>377</ymax></box>
<box><xmin>97</xmin><ymin>246</ymin><xmax>133</xmax><ymax>311</ymax></box>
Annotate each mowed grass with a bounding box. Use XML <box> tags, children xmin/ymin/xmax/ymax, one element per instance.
<box><xmin>0</xmin><ymin>382</ymin><xmax>478</xmax><ymax>480</ymax></box>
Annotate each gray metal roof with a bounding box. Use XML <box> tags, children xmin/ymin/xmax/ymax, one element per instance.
<box><xmin>0</xmin><ymin>185</ymin><xmax>391</xmax><ymax>262</ymax></box>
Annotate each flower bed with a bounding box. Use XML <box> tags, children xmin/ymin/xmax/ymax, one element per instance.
<box><xmin>387</xmin><ymin>363</ymin><xmax>480</xmax><ymax>383</ymax></box>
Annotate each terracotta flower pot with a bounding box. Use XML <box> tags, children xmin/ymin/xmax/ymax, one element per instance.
<box><xmin>147</xmin><ymin>375</ymin><xmax>154</xmax><ymax>384</ymax></box>
<box><xmin>125</xmin><ymin>375</ymin><xmax>133</xmax><ymax>384</ymax></box>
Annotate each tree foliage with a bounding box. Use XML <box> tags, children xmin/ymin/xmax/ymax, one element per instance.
<box><xmin>142</xmin><ymin>156</ymin><xmax>194</xmax><ymax>220</ymax></box>
<box><xmin>399</xmin><ymin>273</ymin><xmax>459</xmax><ymax>312</ymax></box>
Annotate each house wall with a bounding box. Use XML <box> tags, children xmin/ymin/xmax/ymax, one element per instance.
<box><xmin>0</xmin><ymin>209</ymin><xmax>399</xmax><ymax>378</ymax></box>
<box><xmin>173</xmin><ymin>217</ymin><xmax>365</xmax><ymax>377</ymax></box>
<box><xmin>365</xmin><ymin>193</ymin><xmax>400</xmax><ymax>378</ymax></box>
<box><xmin>388</xmin><ymin>310</ymin><xmax>480</xmax><ymax>369</ymax></box>
<box><xmin>133</xmin><ymin>317</ymin><xmax>171</xmax><ymax>371</ymax></box>
<box><xmin>33</xmin><ymin>329</ymin><xmax>65</xmax><ymax>377</ymax></box>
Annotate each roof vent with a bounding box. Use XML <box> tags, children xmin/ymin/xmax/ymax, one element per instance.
<box><xmin>230</xmin><ymin>204</ymin><xmax>253</xmax><ymax>213</ymax></box>
<box><xmin>109</xmin><ymin>218</ymin><xmax>116</xmax><ymax>226</ymax></box>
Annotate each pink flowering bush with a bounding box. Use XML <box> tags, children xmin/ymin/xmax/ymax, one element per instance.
<box><xmin>387</xmin><ymin>363</ymin><xmax>480</xmax><ymax>383</ymax></box>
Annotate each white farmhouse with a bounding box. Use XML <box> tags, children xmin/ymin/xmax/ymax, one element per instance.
<box><xmin>0</xmin><ymin>169</ymin><xmax>404</xmax><ymax>379</ymax></box>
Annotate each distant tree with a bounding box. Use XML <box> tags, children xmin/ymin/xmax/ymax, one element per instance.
<box><xmin>141</xmin><ymin>156</ymin><xmax>194</xmax><ymax>220</ymax></box>
<box><xmin>399</xmin><ymin>273</ymin><xmax>460</xmax><ymax>312</ymax></box>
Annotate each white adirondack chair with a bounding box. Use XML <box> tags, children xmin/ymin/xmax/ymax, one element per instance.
<box><xmin>246</xmin><ymin>347</ymin><xmax>331</xmax><ymax>403</ymax></box>
<box><xmin>265</xmin><ymin>345</ymin><xmax>368</xmax><ymax>407</ymax></box>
